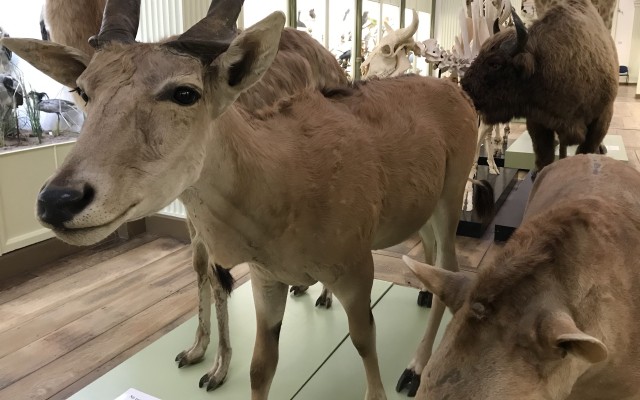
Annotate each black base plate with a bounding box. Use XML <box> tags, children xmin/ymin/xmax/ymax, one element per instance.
<box><xmin>457</xmin><ymin>166</ymin><xmax>519</xmax><ymax>238</ymax></box>
<box><xmin>494</xmin><ymin>170</ymin><xmax>534</xmax><ymax>241</ymax></box>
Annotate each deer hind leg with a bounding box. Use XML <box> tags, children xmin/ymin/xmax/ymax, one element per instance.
<box><xmin>289</xmin><ymin>283</ymin><xmax>333</xmax><ymax>308</ymax></box>
<box><xmin>416</xmin><ymin>221</ymin><xmax>436</xmax><ymax>308</ymax></box>
<box><xmin>199</xmin><ymin>264</ymin><xmax>233</xmax><ymax>391</ymax></box>
<box><xmin>330</xmin><ymin>255</ymin><xmax>386</xmax><ymax>400</ymax></box>
<box><xmin>463</xmin><ymin>122</ymin><xmax>489</xmax><ymax>211</ymax></box>
<box><xmin>397</xmin><ymin>173</ymin><xmax>463</xmax><ymax>397</ymax></box>
<box><xmin>249</xmin><ymin>271</ymin><xmax>288</xmax><ymax>400</ymax></box>
<box><xmin>175</xmin><ymin>240</ymin><xmax>211</xmax><ymax>368</ymax></box>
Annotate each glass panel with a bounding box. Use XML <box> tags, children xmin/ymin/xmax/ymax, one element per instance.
<box><xmin>297</xmin><ymin>0</ymin><xmax>327</xmax><ymax>46</ymax></box>
<box><xmin>243</xmin><ymin>0</ymin><xmax>288</xmax><ymax>27</ymax></box>
<box><xmin>327</xmin><ymin>0</ymin><xmax>354</xmax><ymax>76</ymax></box>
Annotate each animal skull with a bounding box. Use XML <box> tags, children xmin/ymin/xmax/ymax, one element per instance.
<box><xmin>361</xmin><ymin>10</ymin><xmax>419</xmax><ymax>79</ymax></box>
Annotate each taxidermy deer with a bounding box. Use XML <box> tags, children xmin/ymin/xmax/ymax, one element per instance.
<box><xmin>39</xmin><ymin>0</ymin><xmax>346</xmax><ymax>391</ymax></box>
<box><xmin>3</xmin><ymin>0</ymin><xmax>493</xmax><ymax>398</ymax></box>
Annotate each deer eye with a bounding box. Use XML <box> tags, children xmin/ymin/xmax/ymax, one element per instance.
<box><xmin>172</xmin><ymin>86</ymin><xmax>200</xmax><ymax>106</ymax></box>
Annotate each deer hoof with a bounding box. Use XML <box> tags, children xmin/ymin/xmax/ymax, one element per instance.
<box><xmin>199</xmin><ymin>373</ymin><xmax>226</xmax><ymax>391</ymax></box>
<box><xmin>416</xmin><ymin>291</ymin><xmax>433</xmax><ymax>308</ymax></box>
<box><xmin>598</xmin><ymin>144</ymin><xmax>608</xmax><ymax>154</ymax></box>
<box><xmin>315</xmin><ymin>293</ymin><xmax>333</xmax><ymax>308</ymax></box>
<box><xmin>175</xmin><ymin>350</ymin><xmax>204</xmax><ymax>368</ymax></box>
<box><xmin>289</xmin><ymin>285</ymin><xmax>309</xmax><ymax>296</ymax></box>
<box><xmin>396</xmin><ymin>368</ymin><xmax>421</xmax><ymax>397</ymax></box>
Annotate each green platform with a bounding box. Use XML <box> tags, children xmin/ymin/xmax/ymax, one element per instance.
<box><xmin>70</xmin><ymin>281</ymin><xmax>452</xmax><ymax>400</ymax></box>
<box><xmin>505</xmin><ymin>132</ymin><xmax>628</xmax><ymax>170</ymax></box>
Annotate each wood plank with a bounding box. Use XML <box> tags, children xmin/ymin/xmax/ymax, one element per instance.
<box><xmin>52</xmin><ymin>269</ymin><xmax>253</xmax><ymax>400</ymax></box>
<box><xmin>373</xmin><ymin>253</ymin><xmax>422</xmax><ymax>289</ymax></box>
<box><xmin>0</xmin><ymin>256</ymin><xmax>194</xmax><ymax>390</ymax></box>
<box><xmin>406</xmin><ymin>235</ymin><xmax>492</xmax><ymax>270</ymax></box>
<box><xmin>0</xmin><ymin>283</ymin><xmax>198</xmax><ymax>400</ymax></box>
<box><xmin>379</xmin><ymin>234</ymin><xmax>421</xmax><ymax>256</ymax></box>
<box><xmin>0</xmin><ymin>247</ymin><xmax>192</xmax><ymax>360</ymax></box>
<box><xmin>0</xmin><ymin>234</ymin><xmax>158</xmax><ymax>305</ymax></box>
<box><xmin>0</xmin><ymin>237</ymin><xmax>185</xmax><ymax>333</ymax></box>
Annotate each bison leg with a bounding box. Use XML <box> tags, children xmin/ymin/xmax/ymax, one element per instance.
<box><xmin>249</xmin><ymin>272</ymin><xmax>288</xmax><ymax>400</ymax></box>
<box><xmin>330</xmin><ymin>255</ymin><xmax>386</xmax><ymax>400</ymax></box>
<box><xmin>577</xmin><ymin>106</ymin><xmax>613</xmax><ymax>155</ymax></box>
<box><xmin>528</xmin><ymin>121</ymin><xmax>556</xmax><ymax>172</ymax></box>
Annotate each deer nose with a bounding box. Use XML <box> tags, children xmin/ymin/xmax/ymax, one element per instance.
<box><xmin>37</xmin><ymin>184</ymin><xmax>95</xmax><ymax>229</ymax></box>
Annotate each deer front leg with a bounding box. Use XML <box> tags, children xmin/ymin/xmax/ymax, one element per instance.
<box><xmin>175</xmin><ymin>240</ymin><xmax>211</xmax><ymax>368</ymax></box>
<box><xmin>250</xmin><ymin>271</ymin><xmax>288</xmax><ymax>400</ymax></box>
<box><xmin>199</xmin><ymin>264</ymin><xmax>232</xmax><ymax>391</ymax></box>
<box><xmin>331</xmin><ymin>256</ymin><xmax>386</xmax><ymax>400</ymax></box>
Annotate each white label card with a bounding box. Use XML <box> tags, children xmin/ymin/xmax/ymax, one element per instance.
<box><xmin>114</xmin><ymin>388</ymin><xmax>162</xmax><ymax>400</ymax></box>
<box><xmin>606</xmin><ymin>145</ymin><xmax>620</xmax><ymax>151</ymax></box>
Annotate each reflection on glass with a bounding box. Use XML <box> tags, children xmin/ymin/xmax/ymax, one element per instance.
<box><xmin>243</xmin><ymin>0</ymin><xmax>288</xmax><ymax>27</ymax></box>
<box><xmin>297</xmin><ymin>0</ymin><xmax>326</xmax><ymax>46</ymax></box>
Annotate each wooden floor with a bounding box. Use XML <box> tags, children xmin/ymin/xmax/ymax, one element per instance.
<box><xmin>2</xmin><ymin>85</ymin><xmax>640</xmax><ymax>399</ymax></box>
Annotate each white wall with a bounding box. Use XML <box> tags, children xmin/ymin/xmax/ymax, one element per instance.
<box><xmin>615</xmin><ymin>0</ymin><xmax>634</xmax><ymax>67</ymax></box>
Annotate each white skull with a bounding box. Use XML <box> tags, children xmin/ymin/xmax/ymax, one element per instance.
<box><xmin>361</xmin><ymin>10</ymin><xmax>419</xmax><ymax>79</ymax></box>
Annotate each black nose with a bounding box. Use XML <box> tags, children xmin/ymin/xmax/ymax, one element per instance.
<box><xmin>37</xmin><ymin>184</ymin><xmax>95</xmax><ymax>229</ymax></box>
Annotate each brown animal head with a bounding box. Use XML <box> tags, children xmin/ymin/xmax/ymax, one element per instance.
<box><xmin>1</xmin><ymin>0</ymin><xmax>286</xmax><ymax>245</ymax></box>
<box><xmin>460</xmin><ymin>10</ymin><xmax>535</xmax><ymax>124</ymax></box>
<box><xmin>402</xmin><ymin>239</ymin><xmax>608</xmax><ymax>400</ymax></box>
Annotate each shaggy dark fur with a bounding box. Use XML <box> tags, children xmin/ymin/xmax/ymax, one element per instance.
<box><xmin>213</xmin><ymin>263</ymin><xmax>234</xmax><ymax>295</ymax></box>
<box><xmin>461</xmin><ymin>2</ymin><xmax>618</xmax><ymax>173</ymax></box>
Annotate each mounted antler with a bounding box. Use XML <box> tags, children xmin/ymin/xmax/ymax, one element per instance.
<box><xmin>165</xmin><ymin>0</ymin><xmax>245</xmax><ymax>63</ymax></box>
<box><xmin>88</xmin><ymin>0</ymin><xmax>141</xmax><ymax>49</ymax></box>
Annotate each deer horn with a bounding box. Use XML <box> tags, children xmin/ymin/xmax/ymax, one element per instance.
<box><xmin>89</xmin><ymin>0</ymin><xmax>141</xmax><ymax>49</ymax></box>
<box><xmin>165</xmin><ymin>0</ymin><xmax>245</xmax><ymax>63</ymax></box>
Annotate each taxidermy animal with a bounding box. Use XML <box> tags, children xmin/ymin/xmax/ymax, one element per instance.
<box><xmin>3</xmin><ymin>0</ymin><xmax>494</xmax><ymax>398</ymax></box>
<box><xmin>461</xmin><ymin>5</ymin><xmax>617</xmax><ymax>174</ymax></box>
<box><xmin>37</xmin><ymin>0</ymin><xmax>347</xmax><ymax>391</ymax></box>
<box><xmin>404</xmin><ymin>154</ymin><xmax>640</xmax><ymax>400</ymax></box>
<box><xmin>0</xmin><ymin>74</ymin><xmax>23</xmax><ymax>136</ymax></box>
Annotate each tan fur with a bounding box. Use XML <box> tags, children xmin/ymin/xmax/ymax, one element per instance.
<box><xmin>44</xmin><ymin>0</ymin><xmax>107</xmax><ymax>56</ymax></box>
<box><xmin>406</xmin><ymin>154</ymin><xmax>640</xmax><ymax>400</ymax></box>
<box><xmin>3</xmin><ymin>12</ymin><xmax>480</xmax><ymax>399</ymax></box>
<box><xmin>39</xmin><ymin>2</ymin><xmax>347</xmax><ymax>391</ymax></box>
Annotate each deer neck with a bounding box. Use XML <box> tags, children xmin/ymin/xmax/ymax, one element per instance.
<box><xmin>179</xmin><ymin>105</ymin><xmax>285</xmax><ymax>246</ymax></box>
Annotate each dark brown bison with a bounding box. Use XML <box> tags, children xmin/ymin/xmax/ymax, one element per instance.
<box><xmin>461</xmin><ymin>1</ymin><xmax>617</xmax><ymax>174</ymax></box>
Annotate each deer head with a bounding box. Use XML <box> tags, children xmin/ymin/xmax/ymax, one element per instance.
<box><xmin>1</xmin><ymin>0</ymin><xmax>285</xmax><ymax>245</ymax></box>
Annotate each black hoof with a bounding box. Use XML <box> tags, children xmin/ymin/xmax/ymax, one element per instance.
<box><xmin>598</xmin><ymin>144</ymin><xmax>608</xmax><ymax>154</ymax></box>
<box><xmin>289</xmin><ymin>285</ymin><xmax>308</xmax><ymax>296</ymax></box>
<box><xmin>396</xmin><ymin>368</ymin><xmax>421</xmax><ymax>396</ymax></box>
<box><xmin>417</xmin><ymin>291</ymin><xmax>433</xmax><ymax>308</ymax></box>
<box><xmin>175</xmin><ymin>351</ymin><xmax>186</xmax><ymax>362</ymax></box>
<box><xmin>199</xmin><ymin>373</ymin><xmax>225</xmax><ymax>391</ymax></box>
<box><xmin>315</xmin><ymin>294</ymin><xmax>332</xmax><ymax>309</ymax></box>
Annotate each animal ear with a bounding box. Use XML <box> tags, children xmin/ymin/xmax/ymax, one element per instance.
<box><xmin>514</xmin><ymin>52</ymin><xmax>535</xmax><ymax>78</ymax></box>
<box><xmin>212</xmin><ymin>11</ymin><xmax>285</xmax><ymax>99</ymax></box>
<box><xmin>0</xmin><ymin>38</ymin><xmax>90</xmax><ymax>88</ymax></box>
<box><xmin>541</xmin><ymin>311</ymin><xmax>608</xmax><ymax>364</ymax></box>
<box><xmin>402</xmin><ymin>255</ymin><xmax>473</xmax><ymax>312</ymax></box>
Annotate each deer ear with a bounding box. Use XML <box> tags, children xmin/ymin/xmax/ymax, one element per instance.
<box><xmin>0</xmin><ymin>38</ymin><xmax>90</xmax><ymax>88</ymax></box>
<box><xmin>212</xmin><ymin>12</ymin><xmax>284</xmax><ymax>99</ymax></box>
<box><xmin>540</xmin><ymin>311</ymin><xmax>608</xmax><ymax>364</ymax></box>
<box><xmin>402</xmin><ymin>255</ymin><xmax>473</xmax><ymax>312</ymax></box>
